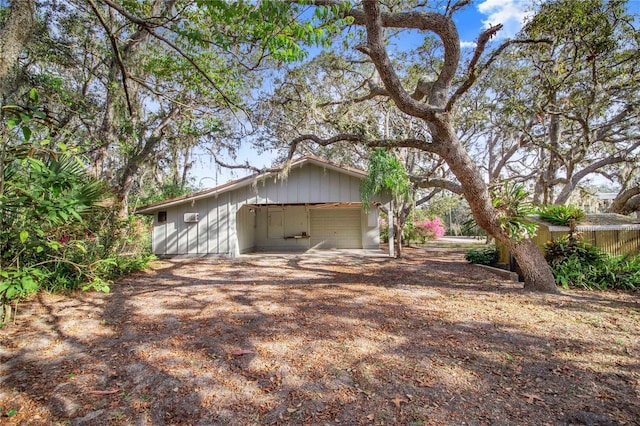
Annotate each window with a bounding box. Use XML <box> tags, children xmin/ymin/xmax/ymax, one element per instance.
<box><xmin>158</xmin><ymin>211</ymin><xmax>167</xmax><ymax>223</ymax></box>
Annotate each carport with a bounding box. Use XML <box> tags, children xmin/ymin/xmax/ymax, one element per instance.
<box><xmin>136</xmin><ymin>156</ymin><xmax>394</xmax><ymax>257</ymax></box>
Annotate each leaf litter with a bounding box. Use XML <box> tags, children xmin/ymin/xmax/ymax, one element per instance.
<box><xmin>0</xmin><ymin>246</ymin><xmax>638</xmax><ymax>425</ymax></box>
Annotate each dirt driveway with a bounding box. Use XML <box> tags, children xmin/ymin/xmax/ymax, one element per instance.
<box><xmin>1</xmin><ymin>246</ymin><xmax>639</xmax><ymax>425</ymax></box>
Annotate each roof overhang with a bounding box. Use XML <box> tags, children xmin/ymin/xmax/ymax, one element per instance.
<box><xmin>135</xmin><ymin>155</ymin><xmax>368</xmax><ymax>214</ymax></box>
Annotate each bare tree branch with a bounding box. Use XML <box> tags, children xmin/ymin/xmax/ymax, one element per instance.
<box><xmin>446</xmin><ymin>0</ymin><xmax>471</xmax><ymax>17</ymax></box>
<box><xmin>412</xmin><ymin>177</ymin><xmax>462</xmax><ymax>194</ymax></box>
<box><xmin>318</xmin><ymin>85</ymin><xmax>388</xmax><ymax>107</ymax></box>
<box><xmin>286</xmin><ymin>133</ymin><xmax>440</xmax><ymax>164</ymax></box>
<box><xmin>360</xmin><ymin>1</ymin><xmax>460</xmax><ymax>116</ymax></box>
<box><xmin>445</xmin><ymin>23</ymin><xmax>502</xmax><ymax>110</ymax></box>
<box><xmin>554</xmin><ymin>141</ymin><xmax>640</xmax><ymax>204</ymax></box>
<box><xmin>87</xmin><ymin>0</ymin><xmax>134</xmax><ymax>117</ymax></box>
<box><xmin>414</xmin><ymin>187</ymin><xmax>443</xmax><ymax>207</ymax></box>
<box><xmin>101</xmin><ymin>0</ymin><xmax>240</xmax><ymax>112</ymax></box>
<box><xmin>608</xmin><ymin>186</ymin><xmax>640</xmax><ymax>214</ymax></box>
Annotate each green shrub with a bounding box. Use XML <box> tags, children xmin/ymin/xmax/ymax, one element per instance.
<box><xmin>1</xmin><ymin>100</ymin><xmax>155</xmax><ymax>325</ymax></box>
<box><xmin>491</xmin><ymin>182</ymin><xmax>538</xmax><ymax>241</ymax></box>
<box><xmin>544</xmin><ymin>235</ymin><xmax>605</xmax><ymax>266</ymax></box>
<box><xmin>593</xmin><ymin>255</ymin><xmax>640</xmax><ymax>291</ymax></box>
<box><xmin>465</xmin><ymin>246</ymin><xmax>499</xmax><ymax>266</ymax></box>
<box><xmin>550</xmin><ymin>256</ymin><xmax>593</xmax><ymax>289</ymax></box>
<box><xmin>544</xmin><ymin>236</ymin><xmax>640</xmax><ymax>290</ymax></box>
<box><xmin>538</xmin><ymin>205</ymin><xmax>585</xmax><ymax>226</ymax></box>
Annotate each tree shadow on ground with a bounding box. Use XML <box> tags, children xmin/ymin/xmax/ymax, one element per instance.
<box><xmin>0</xmin><ymin>246</ymin><xmax>638</xmax><ymax>425</ymax></box>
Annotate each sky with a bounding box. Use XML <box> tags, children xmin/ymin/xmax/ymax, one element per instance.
<box><xmin>189</xmin><ymin>0</ymin><xmax>640</xmax><ymax>188</ymax></box>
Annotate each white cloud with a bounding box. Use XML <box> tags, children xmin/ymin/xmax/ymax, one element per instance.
<box><xmin>476</xmin><ymin>0</ymin><xmax>535</xmax><ymax>39</ymax></box>
<box><xmin>460</xmin><ymin>41</ymin><xmax>477</xmax><ymax>49</ymax></box>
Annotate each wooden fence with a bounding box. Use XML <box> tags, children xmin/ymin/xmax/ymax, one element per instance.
<box><xmin>533</xmin><ymin>225</ymin><xmax>640</xmax><ymax>257</ymax></box>
<box><xmin>498</xmin><ymin>224</ymin><xmax>640</xmax><ymax>270</ymax></box>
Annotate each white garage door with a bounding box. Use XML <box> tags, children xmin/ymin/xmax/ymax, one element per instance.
<box><xmin>310</xmin><ymin>208</ymin><xmax>362</xmax><ymax>249</ymax></box>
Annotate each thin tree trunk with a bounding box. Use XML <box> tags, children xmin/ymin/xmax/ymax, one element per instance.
<box><xmin>180</xmin><ymin>145</ymin><xmax>191</xmax><ymax>190</ymax></box>
<box><xmin>115</xmin><ymin>107</ymin><xmax>179</xmax><ymax>215</ymax></box>
<box><xmin>394</xmin><ymin>222</ymin><xmax>402</xmax><ymax>258</ymax></box>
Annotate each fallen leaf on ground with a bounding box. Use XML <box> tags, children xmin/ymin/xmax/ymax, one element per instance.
<box><xmin>521</xmin><ymin>393</ymin><xmax>544</xmax><ymax>404</ymax></box>
<box><xmin>391</xmin><ymin>396</ymin><xmax>406</xmax><ymax>408</ymax></box>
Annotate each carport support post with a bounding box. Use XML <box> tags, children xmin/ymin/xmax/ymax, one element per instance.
<box><xmin>388</xmin><ymin>200</ymin><xmax>395</xmax><ymax>258</ymax></box>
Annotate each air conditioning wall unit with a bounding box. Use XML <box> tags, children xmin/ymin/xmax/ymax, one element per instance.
<box><xmin>183</xmin><ymin>212</ymin><xmax>199</xmax><ymax>223</ymax></box>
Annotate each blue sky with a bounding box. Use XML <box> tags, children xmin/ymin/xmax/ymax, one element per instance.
<box><xmin>190</xmin><ymin>0</ymin><xmax>640</xmax><ymax>187</ymax></box>
<box><xmin>457</xmin><ymin>0</ymin><xmax>536</xmax><ymax>46</ymax></box>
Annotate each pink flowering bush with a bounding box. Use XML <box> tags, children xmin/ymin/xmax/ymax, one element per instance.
<box><xmin>414</xmin><ymin>217</ymin><xmax>446</xmax><ymax>242</ymax></box>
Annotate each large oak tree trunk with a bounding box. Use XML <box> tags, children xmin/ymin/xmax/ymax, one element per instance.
<box><xmin>609</xmin><ymin>187</ymin><xmax>640</xmax><ymax>215</ymax></box>
<box><xmin>350</xmin><ymin>1</ymin><xmax>559</xmax><ymax>292</ymax></box>
<box><xmin>508</xmin><ymin>239</ymin><xmax>558</xmax><ymax>293</ymax></box>
<box><xmin>429</xmin><ymin>117</ymin><xmax>558</xmax><ymax>293</ymax></box>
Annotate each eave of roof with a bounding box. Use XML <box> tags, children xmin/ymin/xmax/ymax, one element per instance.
<box><xmin>134</xmin><ymin>155</ymin><xmax>367</xmax><ymax>214</ymax></box>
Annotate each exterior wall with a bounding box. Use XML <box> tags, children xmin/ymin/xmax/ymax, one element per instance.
<box><xmin>363</xmin><ymin>208</ymin><xmax>380</xmax><ymax>249</ymax></box>
<box><xmin>232</xmin><ymin>163</ymin><xmax>363</xmax><ymax>205</ymax></box>
<box><xmin>166</xmin><ymin>208</ymin><xmax>178</xmax><ymax>254</ymax></box>
<box><xmin>152</xmin><ymin>212</ymin><xmax>166</xmax><ymax>254</ymax></box>
<box><xmin>150</xmin><ymin>162</ymin><xmax>382</xmax><ymax>256</ymax></box>
<box><xmin>576</xmin><ymin>229</ymin><xmax>640</xmax><ymax>256</ymax></box>
<box><xmin>236</xmin><ymin>204</ymin><xmax>256</xmax><ymax>254</ymax></box>
<box><xmin>254</xmin><ymin>205</ymin><xmax>311</xmax><ymax>251</ymax></box>
<box><xmin>152</xmin><ymin>194</ymin><xmax>237</xmax><ymax>256</ymax></box>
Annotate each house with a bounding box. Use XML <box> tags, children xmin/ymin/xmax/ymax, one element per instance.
<box><xmin>568</xmin><ymin>190</ymin><xmax>619</xmax><ymax>213</ymax></box>
<box><xmin>135</xmin><ymin>156</ymin><xmax>393</xmax><ymax>257</ymax></box>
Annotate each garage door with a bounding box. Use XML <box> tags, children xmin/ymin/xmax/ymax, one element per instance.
<box><xmin>310</xmin><ymin>208</ymin><xmax>362</xmax><ymax>249</ymax></box>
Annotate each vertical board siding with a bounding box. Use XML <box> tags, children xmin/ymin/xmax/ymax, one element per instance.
<box><xmin>155</xmin><ymin>163</ymin><xmax>380</xmax><ymax>256</ymax></box>
<box><xmin>166</xmin><ymin>208</ymin><xmax>178</xmax><ymax>254</ymax></box>
<box><xmin>207</xmin><ymin>196</ymin><xmax>218</xmax><ymax>254</ymax></box>
<box><xmin>329</xmin><ymin>171</ymin><xmax>340</xmax><ymax>201</ymax></box>
<box><xmin>283</xmin><ymin>206</ymin><xmax>307</xmax><ymax>237</ymax></box>
<box><xmin>532</xmin><ymin>227</ymin><xmax>552</xmax><ymax>253</ymax></box>
<box><xmin>237</xmin><ymin>205</ymin><xmax>256</xmax><ymax>254</ymax></box>
<box><xmin>232</xmin><ymin>164</ymin><xmax>364</xmax><ymax>206</ymax></box>
<box><xmin>187</xmin><ymin>222</ymin><xmax>198</xmax><ymax>254</ymax></box>
<box><xmin>350</xmin><ymin>176</ymin><xmax>360</xmax><ymax>200</ymax></box>
<box><xmin>287</xmin><ymin>173</ymin><xmax>297</xmax><ymax>200</ymax></box>
<box><xmin>254</xmin><ymin>205</ymin><xmax>311</xmax><ymax>251</ymax></box>
<box><xmin>362</xmin><ymin>208</ymin><xmax>380</xmax><ymax>249</ymax></box>
<box><xmin>301</xmin><ymin>167</ymin><xmax>311</xmax><ymax>203</ymax></box>
<box><xmin>176</xmin><ymin>205</ymin><xmax>188</xmax><ymax>254</ymax></box>
<box><xmin>152</xmin><ymin>213</ymin><xmax>166</xmax><ymax>255</ymax></box>
<box><xmin>320</xmin><ymin>167</ymin><xmax>331</xmax><ymax>202</ymax></box>
<box><xmin>197</xmin><ymin>200</ymin><xmax>208</xmax><ymax>254</ymax></box>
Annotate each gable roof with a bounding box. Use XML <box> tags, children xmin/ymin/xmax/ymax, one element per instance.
<box><xmin>135</xmin><ymin>155</ymin><xmax>367</xmax><ymax>214</ymax></box>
